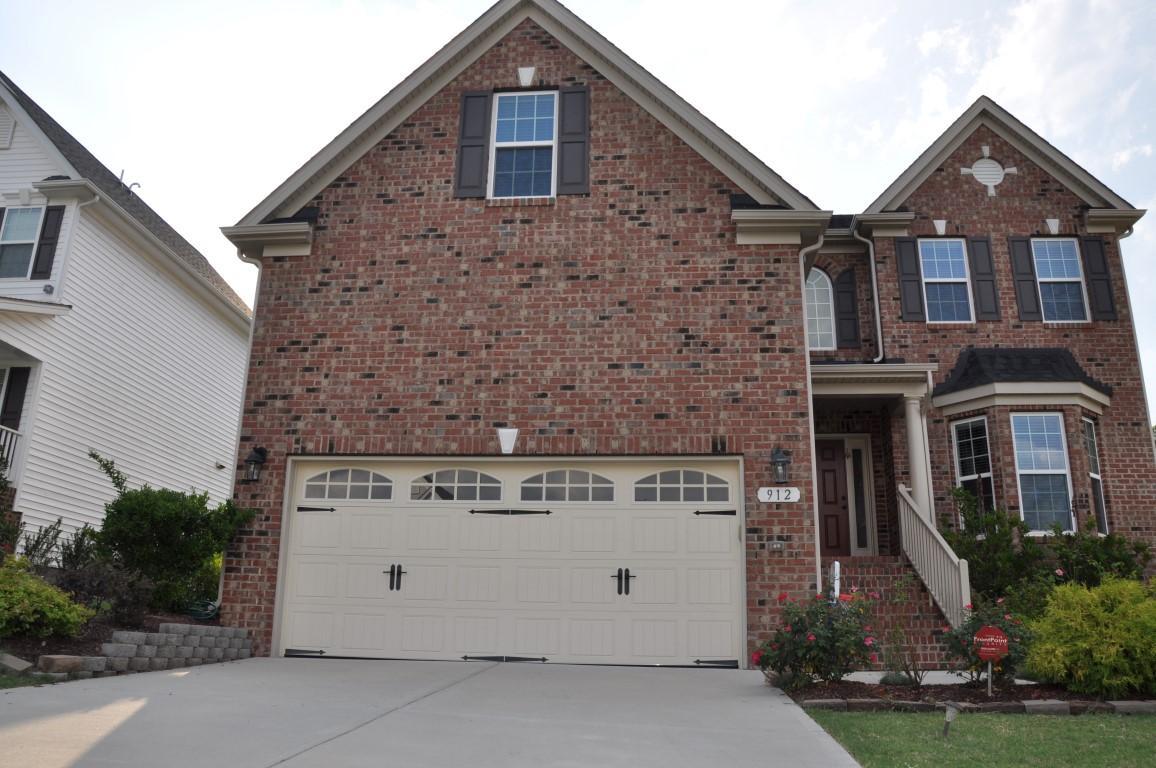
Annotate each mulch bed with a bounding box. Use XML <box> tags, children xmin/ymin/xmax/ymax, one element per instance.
<box><xmin>790</xmin><ymin>679</ymin><xmax>1087</xmax><ymax>704</ymax></box>
<box><xmin>2</xmin><ymin>611</ymin><xmax>219</xmax><ymax>663</ymax></box>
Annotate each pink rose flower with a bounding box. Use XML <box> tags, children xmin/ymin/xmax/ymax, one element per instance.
<box><xmin>864</xmin><ymin>637</ymin><xmax>875</xmax><ymax>647</ymax></box>
<box><xmin>869</xmin><ymin>653</ymin><xmax>879</xmax><ymax>664</ymax></box>
<box><xmin>807</xmin><ymin>633</ymin><xmax>816</xmax><ymax>643</ymax></box>
<box><xmin>1055</xmin><ymin>568</ymin><xmax>1065</xmax><ymax>577</ymax></box>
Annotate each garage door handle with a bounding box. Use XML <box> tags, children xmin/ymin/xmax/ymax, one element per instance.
<box><xmin>395</xmin><ymin>564</ymin><xmax>407</xmax><ymax>590</ymax></box>
<box><xmin>624</xmin><ymin>568</ymin><xmax>636</xmax><ymax>596</ymax></box>
<box><xmin>612</xmin><ymin>567</ymin><xmax>623</xmax><ymax>595</ymax></box>
<box><xmin>385</xmin><ymin>564</ymin><xmax>408</xmax><ymax>591</ymax></box>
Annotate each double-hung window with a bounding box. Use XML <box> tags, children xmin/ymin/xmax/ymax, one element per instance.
<box><xmin>1031</xmin><ymin>239</ymin><xmax>1088</xmax><ymax>322</ymax></box>
<box><xmin>1081</xmin><ymin>418</ymin><xmax>1108</xmax><ymax>534</ymax></box>
<box><xmin>0</xmin><ymin>206</ymin><xmax>45</xmax><ymax>279</ymax></box>
<box><xmin>918</xmin><ymin>239</ymin><xmax>973</xmax><ymax>322</ymax></box>
<box><xmin>489</xmin><ymin>91</ymin><xmax>557</xmax><ymax>198</ymax></box>
<box><xmin>952</xmin><ymin>417</ymin><xmax>995</xmax><ymax>513</ymax></box>
<box><xmin>805</xmin><ymin>269</ymin><xmax>836</xmax><ymax>350</ymax></box>
<box><xmin>1011</xmin><ymin>413</ymin><xmax>1074</xmax><ymax>532</ymax></box>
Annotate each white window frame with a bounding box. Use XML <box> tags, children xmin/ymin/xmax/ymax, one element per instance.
<box><xmin>1010</xmin><ymin>412</ymin><xmax>1075</xmax><ymax>533</ymax></box>
<box><xmin>487</xmin><ymin>90</ymin><xmax>559</xmax><ymax>200</ymax></box>
<box><xmin>411</xmin><ymin>468</ymin><xmax>502</xmax><ymax>502</ymax></box>
<box><xmin>1031</xmin><ymin>238</ymin><xmax>1091</xmax><ymax>324</ymax></box>
<box><xmin>1081</xmin><ymin>417</ymin><xmax>1109</xmax><ymax>534</ymax></box>
<box><xmin>520</xmin><ymin>469</ymin><xmax>615</xmax><ymax>502</ymax></box>
<box><xmin>634</xmin><ymin>468</ymin><xmax>730</xmax><ymax>503</ymax></box>
<box><xmin>0</xmin><ymin>206</ymin><xmax>46</xmax><ymax>281</ymax></box>
<box><xmin>918</xmin><ymin>238</ymin><xmax>975</xmax><ymax>324</ymax></box>
<box><xmin>951</xmin><ymin>416</ymin><xmax>996</xmax><ymax>511</ymax></box>
<box><xmin>805</xmin><ymin>268</ymin><xmax>836</xmax><ymax>351</ymax></box>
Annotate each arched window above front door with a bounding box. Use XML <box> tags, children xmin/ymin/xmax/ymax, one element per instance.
<box><xmin>805</xmin><ymin>269</ymin><xmax>836</xmax><ymax>351</ymax></box>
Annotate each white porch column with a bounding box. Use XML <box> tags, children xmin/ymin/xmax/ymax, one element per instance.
<box><xmin>904</xmin><ymin>396</ymin><xmax>932</xmax><ymax>518</ymax></box>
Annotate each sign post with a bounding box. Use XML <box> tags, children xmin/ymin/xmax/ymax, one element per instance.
<box><xmin>973</xmin><ymin>625</ymin><xmax>1009</xmax><ymax>698</ymax></box>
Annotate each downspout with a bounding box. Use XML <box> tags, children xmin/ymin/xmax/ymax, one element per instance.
<box><xmin>850</xmin><ymin>218</ymin><xmax>885</xmax><ymax>363</ymax></box>
<box><xmin>800</xmin><ymin>232</ymin><xmax>826</xmax><ymax>593</ymax></box>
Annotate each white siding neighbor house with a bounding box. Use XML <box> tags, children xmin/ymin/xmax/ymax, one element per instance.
<box><xmin>0</xmin><ymin>71</ymin><xmax>250</xmax><ymax>535</ymax></box>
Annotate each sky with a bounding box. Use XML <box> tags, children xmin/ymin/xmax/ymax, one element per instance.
<box><xmin>2</xmin><ymin>0</ymin><xmax>1156</xmax><ymax>405</ymax></box>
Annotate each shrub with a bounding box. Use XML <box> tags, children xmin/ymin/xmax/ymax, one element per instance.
<box><xmin>59</xmin><ymin>525</ymin><xmax>100</xmax><ymax>571</ymax></box>
<box><xmin>21</xmin><ymin>518</ymin><xmax>63</xmax><ymax>569</ymax></box>
<box><xmin>944</xmin><ymin>488</ymin><xmax>1050</xmax><ymax>599</ymax></box>
<box><xmin>1026</xmin><ymin>579</ymin><xmax>1156</xmax><ymax>698</ymax></box>
<box><xmin>55</xmin><ymin>560</ymin><xmax>154</xmax><ymax>627</ymax></box>
<box><xmin>0</xmin><ymin>557</ymin><xmax>95</xmax><ymax>638</ymax></box>
<box><xmin>91</xmin><ymin>452</ymin><xmax>253</xmax><ymax>610</ymax></box>
<box><xmin>754</xmin><ymin>592</ymin><xmax>878</xmax><ymax>690</ymax></box>
<box><xmin>1048</xmin><ymin>520</ymin><xmax>1150</xmax><ymax>587</ymax></box>
<box><xmin>0</xmin><ymin>514</ymin><xmax>19</xmax><ymax>560</ymax></box>
<box><xmin>943</xmin><ymin>599</ymin><xmax>1032</xmax><ymax>683</ymax></box>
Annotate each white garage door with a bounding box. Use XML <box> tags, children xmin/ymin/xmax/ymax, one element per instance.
<box><xmin>278</xmin><ymin>459</ymin><xmax>744</xmax><ymax>666</ymax></box>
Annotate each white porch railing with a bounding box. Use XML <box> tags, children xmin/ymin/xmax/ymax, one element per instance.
<box><xmin>897</xmin><ymin>483</ymin><xmax>971</xmax><ymax>628</ymax></box>
<box><xmin>0</xmin><ymin>425</ymin><xmax>20</xmax><ymax>476</ymax></box>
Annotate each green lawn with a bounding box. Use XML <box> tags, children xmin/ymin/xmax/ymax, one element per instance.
<box><xmin>0</xmin><ymin>673</ymin><xmax>43</xmax><ymax>689</ymax></box>
<box><xmin>809</xmin><ymin>711</ymin><xmax>1156</xmax><ymax>768</ymax></box>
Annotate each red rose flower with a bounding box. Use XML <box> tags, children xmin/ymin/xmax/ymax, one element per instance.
<box><xmin>751</xmin><ymin>651</ymin><xmax>763</xmax><ymax>665</ymax></box>
<box><xmin>807</xmin><ymin>633</ymin><xmax>816</xmax><ymax>643</ymax></box>
<box><xmin>777</xmin><ymin>592</ymin><xmax>789</xmax><ymax>603</ymax></box>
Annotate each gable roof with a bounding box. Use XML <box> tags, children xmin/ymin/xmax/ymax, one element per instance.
<box><xmin>0</xmin><ymin>70</ymin><xmax>250</xmax><ymax>316</ymax></box>
<box><xmin>866</xmin><ymin>96</ymin><xmax>1137</xmax><ymax>214</ymax></box>
<box><xmin>237</xmin><ymin>0</ymin><xmax>818</xmax><ymax>226</ymax></box>
<box><xmin>933</xmin><ymin>348</ymin><xmax>1112</xmax><ymax>398</ymax></box>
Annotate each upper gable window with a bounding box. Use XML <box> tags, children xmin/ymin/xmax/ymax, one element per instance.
<box><xmin>304</xmin><ymin>469</ymin><xmax>393</xmax><ymax>501</ymax></box>
<box><xmin>490</xmin><ymin>92</ymin><xmax>557</xmax><ymax>198</ymax></box>
<box><xmin>0</xmin><ymin>207</ymin><xmax>45</xmax><ymax>279</ymax></box>
<box><xmin>411</xmin><ymin>468</ymin><xmax>501</xmax><ymax>501</ymax></box>
<box><xmin>634</xmin><ymin>469</ymin><xmax>729</xmax><ymax>503</ymax></box>
<box><xmin>805</xmin><ymin>269</ymin><xmax>836</xmax><ymax>350</ymax></box>
<box><xmin>521</xmin><ymin>469</ymin><xmax>614</xmax><ymax>502</ymax></box>
<box><xmin>1031</xmin><ymin>239</ymin><xmax>1088</xmax><ymax>322</ymax></box>
<box><xmin>918</xmin><ymin>239</ymin><xmax>973</xmax><ymax>322</ymax></box>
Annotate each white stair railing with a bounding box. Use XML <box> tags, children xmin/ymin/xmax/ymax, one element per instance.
<box><xmin>897</xmin><ymin>483</ymin><xmax>970</xmax><ymax>628</ymax></box>
<box><xmin>0</xmin><ymin>425</ymin><xmax>20</xmax><ymax>476</ymax></box>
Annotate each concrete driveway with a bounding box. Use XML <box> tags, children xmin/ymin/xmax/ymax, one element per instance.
<box><xmin>0</xmin><ymin>658</ymin><xmax>858</xmax><ymax>768</ymax></box>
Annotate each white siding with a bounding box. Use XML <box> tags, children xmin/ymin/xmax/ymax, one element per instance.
<box><xmin>0</xmin><ymin>209</ymin><xmax>248</xmax><ymax>534</ymax></box>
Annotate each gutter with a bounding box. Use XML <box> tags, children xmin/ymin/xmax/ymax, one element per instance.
<box><xmin>799</xmin><ymin>232</ymin><xmax>826</xmax><ymax>594</ymax></box>
<box><xmin>850</xmin><ymin>218</ymin><xmax>885</xmax><ymax>363</ymax></box>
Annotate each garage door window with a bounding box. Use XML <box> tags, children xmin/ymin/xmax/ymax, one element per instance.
<box><xmin>304</xmin><ymin>469</ymin><xmax>392</xmax><ymax>500</ymax></box>
<box><xmin>411</xmin><ymin>468</ymin><xmax>501</xmax><ymax>501</ymax></box>
<box><xmin>521</xmin><ymin>469</ymin><xmax>614</xmax><ymax>502</ymax></box>
<box><xmin>634</xmin><ymin>469</ymin><xmax>729</xmax><ymax>502</ymax></box>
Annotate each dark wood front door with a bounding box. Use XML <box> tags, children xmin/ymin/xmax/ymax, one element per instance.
<box><xmin>817</xmin><ymin>439</ymin><xmax>851</xmax><ymax>556</ymax></box>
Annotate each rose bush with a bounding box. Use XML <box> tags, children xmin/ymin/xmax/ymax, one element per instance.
<box><xmin>753</xmin><ymin>591</ymin><xmax>877</xmax><ymax>690</ymax></box>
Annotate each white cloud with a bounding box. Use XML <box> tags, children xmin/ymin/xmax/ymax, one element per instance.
<box><xmin>1112</xmin><ymin>144</ymin><xmax>1153</xmax><ymax>170</ymax></box>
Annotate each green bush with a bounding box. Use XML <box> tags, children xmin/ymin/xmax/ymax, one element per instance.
<box><xmin>1026</xmin><ymin>579</ymin><xmax>1156</xmax><ymax>698</ymax></box>
<box><xmin>754</xmin><ymin>593</ymin><xmax>878</xmax><ymax>690</ymax></box>
<box><xmin>21</xmin><ymin>518</ymin><xmax>63</xmax><ymax>569</ymax></box>
<box><xmin>55</xmin><ymin>560</ymin><xmax>154</xmax><ymax>627</ymax></box>
<box><xmin>0</xmin><ymin>557</ymin><xmax>95</xmax><ymax>638</ymax></box>
<box><xmin>944</xmin><ymin>488</ymin><xmax>1050</xmax><ymax>599</ymax></box>
<box><xmin>1048</xmin><ymin>520</ymin><xmax>1150</xmax><ymax>587</ymax></box>
<box><xmin>943</xmin><ymin>599</ymin><xmax>1032</xmax><ymax>683</ymax></box>
<box><xmin>59</xmin><ymin>524</ymin><xmax>100</xmax><ymax>571</ymax></box>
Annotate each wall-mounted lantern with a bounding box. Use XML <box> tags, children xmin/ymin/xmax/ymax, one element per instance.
<box><xmin>771</xmin><ymin>447</ymin><xmax>791</xmax><ymax>484</ymax></box>
<box><xmin>243</xmin><ymin>447</ymin><xmax>268</xmax><ymax>482</ymax></box>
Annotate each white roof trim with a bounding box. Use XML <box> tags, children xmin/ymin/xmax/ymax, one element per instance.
<box><xmin>0</xmin><ymin>296</ymin><xmax>71</xmax><ymax>316</ymax></box>
<box><xmin>236</xmin><ymin>0</ymin><xmax>816</xmax><ymax>226</ymax></box>
<box><xmin>931</xmin><ymin>381</ymin><xmax>1111</xmax><ymax>417</ymax></box>
<box><xmin>866</xmin><ymin>96</ymin><xmax>1135</xmax><ymax>214</ymax></box>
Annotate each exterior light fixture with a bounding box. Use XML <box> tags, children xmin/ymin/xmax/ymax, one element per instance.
<box><xmin>771</xmin><ymin>448</ymin><xmax>791</xmax><ymax>484</ymax></box>
<box><xmin>243</xmin><ymin>446</ymin><xmax>268</xmax><ymax>481</ymax></box>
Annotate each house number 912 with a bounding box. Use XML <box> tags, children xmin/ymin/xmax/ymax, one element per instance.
<box><xmin>757</xmin><ymin>487</ymin><xmax>801</xmax><ymax>503</ymax></box>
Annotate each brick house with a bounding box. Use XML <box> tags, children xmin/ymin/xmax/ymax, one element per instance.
<box><xmin>221</xmin><ymin>0</ymin><xmax>1154</xmax><ymax>666</ymax></box>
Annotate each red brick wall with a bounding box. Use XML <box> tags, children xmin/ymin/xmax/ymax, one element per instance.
<box><xmin>873</xmin><ymin>125</ymin><xmax>1156</xmax><ymax>547</ymax></box>
<box><xmin>224</xmin><ymin>20</ymin><xmax>818</xmax><ymax>655</ymax></box>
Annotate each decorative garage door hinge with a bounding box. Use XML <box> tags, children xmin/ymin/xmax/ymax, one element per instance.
<box><xmin>461</xmin><ymin>655</ymin><xmax>548</xmax><ymax>663</ymax></box>
<box><xmin>693</xmin><ymin>659</ymin><xmax>739</xmax><ymax>668</ymax></box>
<box><xmin>296</xmin><ymin>506</ymin><xmax>336</xmax><ymax>513</ymax></box>
<box><xmin>468</xmin><ymin>509</ymin><xmax>552</xmax><ymax>515</ymax></box>
<box><xmin>693</xmin><ymin>509</ymin><xmax>737</xmax><ymax>516</ymax></box>
<box><xmin>285</xmin><ymin>648</ymin><xmax>327</xmax><ymax>657</ymax></box>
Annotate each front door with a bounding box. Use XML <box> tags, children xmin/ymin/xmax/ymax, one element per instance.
<box><xmin>817</xmin><ymin>440</ymin><xmax>850</xmax><ymax>556</ymax></box>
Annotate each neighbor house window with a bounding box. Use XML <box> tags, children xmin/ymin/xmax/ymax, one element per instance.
<box><xmin>1031</xmin><ymin>239</ymin><xmax>1088</xmax><ymax>322</ymax></box>
<box><xmin>952</xmin><ymin>417</ymin><xmax>995</xmax><ymax>513</ymax></box>
<box><xmin>0</xmin><ymin>207</ymin><xmax>44</xmax><ymax>279</ymax></box>
<box><xmin>918</xmin><ymin>239</ymin><xmax>973</xmax><ymax>322</ymax></box>
<box><xmin>489</xmin><ymin>91</ymin><xmax>557</xmax><ymax>198</ymax></box>
<box><xmin>805</xmin><ymin>269</ymin><xmax>836</xmax><ymax>350</ymax></box>
<box><xmin>1081</xmin><ymin>418</ymin><xmax>1108</xmax><ymax>534</ymax></box>
<box><xmin>1011</xmin><ymin>413</ymin><xmax>1073</xmax><ymax>532</ymax></box>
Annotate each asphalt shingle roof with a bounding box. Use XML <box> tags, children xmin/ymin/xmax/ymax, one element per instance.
<box><xmin>0</xmin><ymin>70</ymin><xmax>249</xmax><ymax>316</ymax></box>
<box><xmin>933</xmin><ymin>348</ymin><xmax>1112</xmax><ymax>397</ymax></box>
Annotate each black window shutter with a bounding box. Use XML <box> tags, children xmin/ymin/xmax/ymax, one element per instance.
<box><xmin>1008</xmin><ymin>237</ymin><xmax>1042</xmax><ymax>321</ymax></box>
<box><xmin>1080</xmin><ymin>237</ymin><xmax>1117</xmax><ymax>320</ymax></box>
<box><xmin>1</xmin><ymin>367</ymin><xmax>30</xmax><ymax>431</ymax></box>
<box><xmin>556</xmin><ymin>86</ymin><xmax>589</xmax><ymax>195</ymax></box>
<box><xmin>0</xmin><ymin>208</ymin><xmax>6</xmax><ymax>234</ymax></box>
<box><xmin>453</xmin><ymin>92</ymin><xmax>492</xmax><ymax>199</ymax></box>
<box><xmin>966</xmin><ymin>236</ymin><xmax>1000</xmax><ymax>320</ymax></box>
<box><xmin>30</xmin><ymin>205</ymin><xmax>65</xmax><ymax>280</ymax></box>
<box><xmin>895</xmin><ymin>238</ymin><xmax>925</xmax><ymax>321</ymax></box>
<box><xmin>833</xmin><ymin>269</ymin><xmax>860</xmax><ymax>348</ymax></box>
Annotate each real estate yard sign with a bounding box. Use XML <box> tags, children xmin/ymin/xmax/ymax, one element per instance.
<box><xmin>974</xmin><ymin>625</ymin><xmax>1009</xmax><ymax>697</ymax></box>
